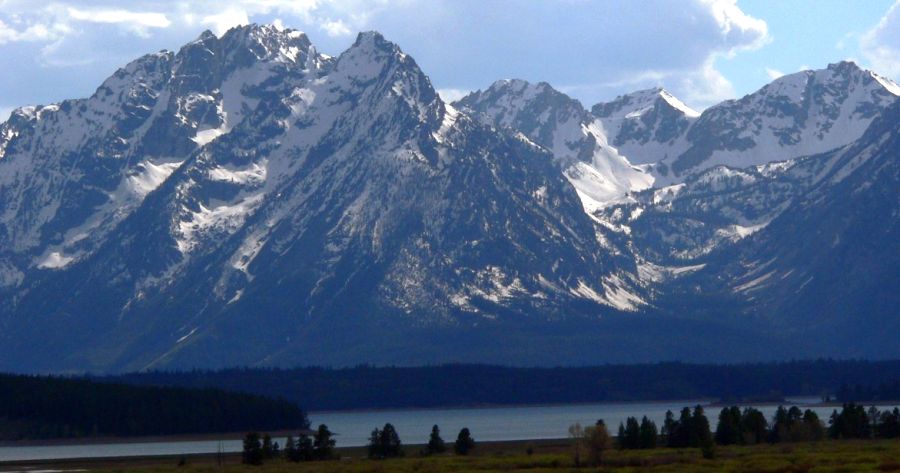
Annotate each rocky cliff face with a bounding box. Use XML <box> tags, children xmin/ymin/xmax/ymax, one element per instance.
<box><xmin>1</xmin><ymin>25</ymin><xmax>898</xmax><ymax>372</ymax></box>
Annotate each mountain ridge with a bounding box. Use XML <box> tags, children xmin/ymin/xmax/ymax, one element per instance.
<box><xmin>0</xmin><ymin>24</ymin><xmax>898</xmax><ymax>372</ymax></box>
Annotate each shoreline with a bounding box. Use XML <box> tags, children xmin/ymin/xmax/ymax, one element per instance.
<box><xmin>4</xmin><ymin>398</ymin><xmax>898</xmax><ymax>449</ymax></box>
<box><xmin>306</xmin><ymin>395</ymin><xmax>865</xmax><ymax>415</ymax></box>
<box><xmin>0</xmin><ymin>438</ymin><xmax>569</xmax><ymax>469</ymax></box>
<box><xmin>0</xmin><ymin>430</ymin><xmax>305</xmax><ymax>448</ymax></box>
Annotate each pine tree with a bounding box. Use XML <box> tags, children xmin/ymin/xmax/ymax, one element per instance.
<box><xmin>692</xmin><ymin>405</ymin><xmax>712</xmax><ymax>449</ymax></box>
<box><xmin>297</xmin><ymin>433</ymin><xmax>314</xmax><ymax>461</ymax></box>
<box><xmin>367</xmin><ymin>427</ymin><xmax>383</xmax><ymax>459</ymax></box>
<box><xmin>662</xmin><ymin>410</ymin><xmax>677</xmax><ymax>446</ymax></box>
<box><xmin>382</xmin><ymin>423</ymin><xmax>403</xmax><ymax>458</ymax></box>
<box><xmin>427</xmin><ymin>425</ymin><xmax>446</xmax><ymax>454</ymax></box>
<box><xmin>741</xmin><ymin>407</ymin><xmax>768</xmax><ymax>445</ymax></box>
<box><xmin>616</xmin><ymin>422</ymin><xmax>626</xmax><ymax>449</ymax></box>
<box><xmin>313</xmin><ymin>424</ymin><xmax>336</xmax><ymax>460</ymax></box>
<box><xmin>283</xmin><ymin>435</ymin><xmax>297</xmax><ymax>462</ymax></box>
<box><xmin>715</xmin><ymin>406</ymin><xmax>741</xmax><ymax>445</ymax></box>
<box><xmin>261</xmin><ymin>433</ymin><xmax>274</xmax><ymax>459</ymax></box>
<box><xmin>242</xmin><ymin>432</ymin><xmax>263</xmax><ymax>465</ymax></box>
<box><xmin>454</xmin><ymin>427</ymin><xmax>476</xmax><ymax>455</ymax></box>
<box><xmin>639</xmin><ymin>416</ymin><xmax>658</xmax><ymax>449</ymax></box>
<box><xmin>878</xmin><ymin>408</ymin><xmax>900</xmax><ymax>439</ymax></box>
<box><xmin>623</xmin><ymin>417</ymin><xmax>641</xmax><ymax>449</ymax></box>
<box><xmin>803</xmin><ymin>409</ymin><xmax>825</xmax><ymax>441</ymax></box>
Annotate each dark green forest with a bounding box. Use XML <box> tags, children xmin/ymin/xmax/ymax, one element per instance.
<box><xmin>0</xmin><ymin>373</ymin><xmax>308</xmax><ymax>440</ymax></box>
<box><xmin>107</xmin><ymin>360</ymin><xmax>900</xmax><ymax>411</ymax></box>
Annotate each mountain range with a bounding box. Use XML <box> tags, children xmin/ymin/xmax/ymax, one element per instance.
<box><xmin>1</xmin><ymin>24</ymin><xmax>897</xmax><ymax>372</ymax></box>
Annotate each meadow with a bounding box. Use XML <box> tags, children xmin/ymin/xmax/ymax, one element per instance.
<box><xmin>80</xmin><ymin>438</ymin><xmax>900</xmax><ymax>473</ymax></box>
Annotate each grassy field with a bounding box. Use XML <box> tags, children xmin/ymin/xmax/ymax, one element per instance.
<box><xmin>40</xmin><ymin>438</ymin><xmax>900</xmax><ymax>473</ymax></box>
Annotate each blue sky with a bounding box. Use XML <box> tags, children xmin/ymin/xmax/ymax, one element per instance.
<box><xmin>0</xmin><ymin>0</ymin><xmax>898</xmax><ymax>119</ymax></box>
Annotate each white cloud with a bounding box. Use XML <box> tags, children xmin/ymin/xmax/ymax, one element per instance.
<box><xmin>700</xmin><ymin>0</ymin><xmax>770</xmax><ymax>57</ymax></box>
<box><xmin>678</xmin><ymin>57</ymin><xmax>737</xmax><ymax>107</ymax></box>
<box><xmin>0</xmin><ymin>18</ymin><xmax>68</xmax><ymax>44</ymax></box>
<box><xmin>0</xmin><ymin>0</ymin><xmax>772</xmax><ymax>113</ymax></box>
<box><xmin>67</xmin><ymin>7</ymin><xmax>171</xmax><ymax>29</ymax></box>
<box><xmin>861</xmin><ymin>0</ymin><xmax>900</xmax><ymax>80</ymax></box>
<box><xmin>529</xmin><ymin>0</ymin><xmax>769</xmax><ymax>109</ymax></box>
<box><xmin>320</xmin><ymin>18</ymin><xmax>351</xmax><ymax>37</ymax></box>
<box><xmin>202</xmin><ymin>8</ymin><xmax>251</xmax><ymax>35</ymax></box>
<box><xmin>436</xmin><ymin>88</ymin><xmax>470</xmax><ymax>103</ymax></box>
<box><xmin>765</xmin><ymin>67</ymin><xmax>784</xmax><ymax>80</ymax></box>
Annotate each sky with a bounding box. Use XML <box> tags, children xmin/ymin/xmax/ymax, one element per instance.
<box><xmin>0</xmin><ymin>0</ymin><xmax>898</xmax><ymax>120</ymax></box>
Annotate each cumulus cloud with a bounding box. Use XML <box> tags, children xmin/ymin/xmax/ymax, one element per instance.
<box><xmin>459</xmin><ymin>0</ymin><xmax>768</xmax><ymax>109</ymax></box>
<box><xmin>765</xmin><ymin>67</ymin><xmax>785</xmax><ymax>80</ymax></box>
<box><xmin>436</xmin><ymin>88</ymin><xmax>470</xmax><ymax>103</ymax></box>
<box><xmin>0</xmin><ymin>0</ymin><xmax>772</xmax><ymax>113</ymax></box>
<box><xmin>861</xmin><ymin>0</ymin><xmax>900</xmax><ymax>80</ymax></box>
<box><xmin>700</xmin><ymin>0</ymin><xmax>770</xmax><ymax>56</ymax></box>
<box><xmin>67</xmin><ymin>7</ymin><xmax>170</xmax><ymax>37</ymax></box>
<box><xmin>678</xmin><ymin>57</ymin><xmax>739</xmax><ymax>107</ymax></box>
<box><xmin>321</xmin><ymin>19</ymin><xmax>352</xmax><ymax>37</ymax></box>
<box><xmin>201</xmin><ymin>8</ymin><xmax>252</xmax><ymax>35</ymax></box>
<box><xmin>0</xmin><ymin>17</ymin><xmax>68</xmax><ymax>44</ymax></box>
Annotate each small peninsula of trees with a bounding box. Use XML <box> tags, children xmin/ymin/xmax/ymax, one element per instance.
<box><xmin>0</xmin><ymin>373</ymin><xmax>308</xmax><ymax>440</ymax></box>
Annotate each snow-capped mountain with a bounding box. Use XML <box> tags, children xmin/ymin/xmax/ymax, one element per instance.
<box><xmin>591</xmin><ymin>87</ymin><xmax>699</xmax><ymax>167</ymax></box>
<box><xmin>649</xmin><ymin>62</ymin><xmax>900</xmax><ymax>183</ymax></box>
<box><xmin>659</xmin><ymin>100</ymin><xmax>900</xmax><ymax>358</ymax></box>
<box><xmin>1</xmin><ymin>25</ymin><xmax>898</xmax><ymax>372</ymax></box>
<box><xmin>0</xmin><ymin>24</ymin><xmax>318</xmax><ymax>286</ymax></box>
<box><xmin>456</xmin><ymin>80</ymin><xmax>653</xmax><ymax>212</ymax></box>
<box><xmin>0</xmin><ymin>26</ymin><xmax>644</xmax><ymax>372</ymax></box>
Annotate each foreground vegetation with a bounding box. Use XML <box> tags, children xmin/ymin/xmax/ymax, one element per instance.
<box><xmin>75</xmin><ymin>438</ymin><xmax>900</xmax><ymax>473</ymax></box>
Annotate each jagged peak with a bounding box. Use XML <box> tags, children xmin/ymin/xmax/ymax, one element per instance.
<box><xmin>593</xmin><ymin>87</ymin><xmax>698</xmax><ymax>119</ymax></box>
<box><xmin>209</xmin><ymin>23</ymin><xmax>313</xmax><ymax>65</ymax></box>
<box><xmin>743</xmin><ymin>60</ymin><xmax>900</xmax><ymax>105</ymax></box>
<box><xmin>337</xmin><ymin>30</ymin><xmax>428</xmax><ymax>80</ymax></box>
<box><xmin>826</xmin><ymin>60</ymin><xmax>863</xmax><ymax>73</ymax></box>
<box><xmin>194</xmin><ymin>29</ymin><xmax>216</xmax><ymax>42</ymax></box>
<box><xmin>460</xmin><ymin>79</ymin><xmax>578</xmax><ymax>111</ymax></box>
<box><xmin>351</xmin><ymin>30</ymin><xmax>397</xmax><ymax>54</ymax></box>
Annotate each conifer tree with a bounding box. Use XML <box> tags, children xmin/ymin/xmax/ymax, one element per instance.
<box><xmin>639</xmin><ymin>416</ymin><xmax>658</xmax><ymax>449</ymax></box>
<box><xmin>261</xmin><ymin>433</ymin><xmax>274</xmax><ymax>459</ymax></box>
<box><xmin>313</xmin><ymin>424</ymin><xmax>336</xmax><ymax>460</ymax></box>
<box><xmin>242</xmin><ymin>432</ymin><xmax>263</xmax><ymax>465</ymax></box>
<box><xmin>297</xmin><ymin>433</ymin><xmax>314</xmax><ymax>461</ymax></box>
<box><xmin>454</xmin><ymin>427</ymin><xmax>476</xmax><ymax>455</ymax></box>
<box><xmin>427</xmin><ymin>424</ymin><xmax>446</xmax><ymax>454</ymax></box>
<box><xmin>715</xmin><ymin>406</ymin><xmax>742</xmax><ymax>445</ymax></box>
<box><xmin>283</xmin><ymin>435</ymin><xmax>297</xmax><ymax>462</ymax></box>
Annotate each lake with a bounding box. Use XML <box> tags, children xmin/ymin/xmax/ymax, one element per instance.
<box><xmin>1</xmin><ymin>398</ymin><xmax>897</xmax><ymax>462</ymax></box>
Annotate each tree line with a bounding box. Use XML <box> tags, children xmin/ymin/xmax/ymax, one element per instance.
<box><xmin>238</xmin><ymin>402</ymin><xmax>900</xmax><ymax>467</ymax></box>
<box><xmin>837</xmin><ymin>381</ymin><xmax>900</xmax><ymax>402</ymax></box>
<box><xmin>608</xmin><ymin>403</ymin><xmax>900</xmax><ymax>457</ymax></box>
<box><xmin>242</xmin><ymin>424</ymin><xmax>477</xmax><ymax>465</ymax></box>
<box><xmin>242</xmin><ymin>425</ymin><xmax>336</xmax><ymax>465</ymax></box>
<box><xmin>107</xmin><ymin>360</ymin><xmax>900</xmax><ymax>411</ymax></box>
<box><xmin>0</xmin><ymin>373</ymin><xmax>308</xmax><ymax>440</ymax></box>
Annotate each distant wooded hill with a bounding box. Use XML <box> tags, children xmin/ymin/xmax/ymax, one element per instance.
<box><xmin>106</xmin><ymin>360</ymin><xmax>900</xmax><ymax>411</ymax></box>
<box><xmin>0</xmin><ymin>374</ymin><xmax>308</xmax><ymax>440</ymax></box>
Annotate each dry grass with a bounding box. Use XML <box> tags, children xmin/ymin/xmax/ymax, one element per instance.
<box><xmin>64</xmin><ymin>438</ymin><xmax>900</xmax><ymax>473</ymax></box>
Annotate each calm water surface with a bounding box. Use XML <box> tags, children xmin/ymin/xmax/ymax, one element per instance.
<box><xmin>2</xmin><ymin>398</ymin><xmax>897</xmax><ymax>462</ymax></box>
